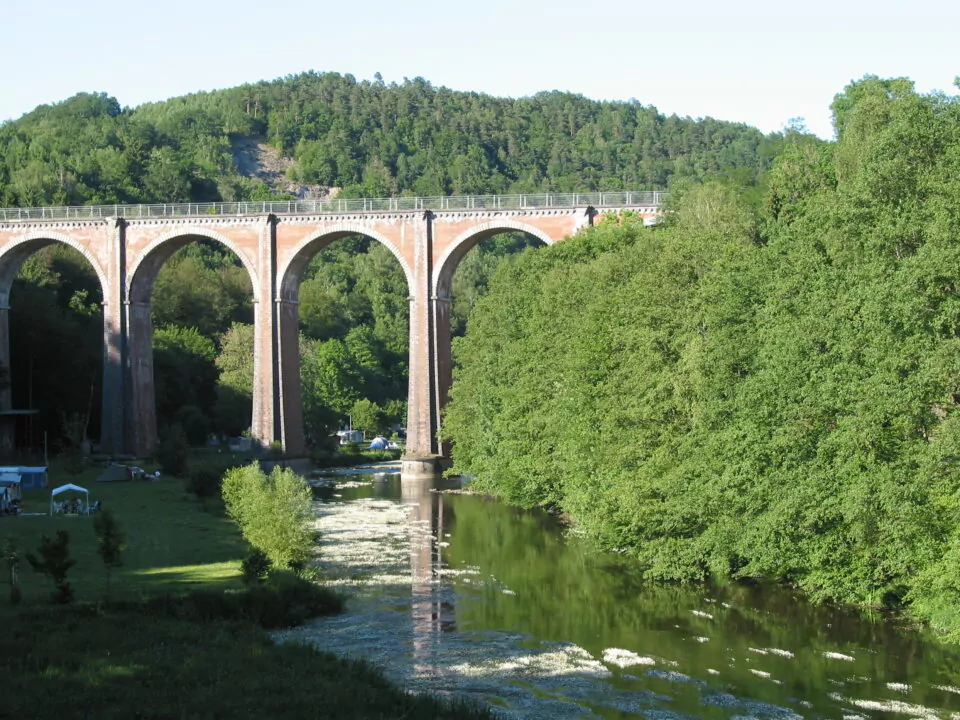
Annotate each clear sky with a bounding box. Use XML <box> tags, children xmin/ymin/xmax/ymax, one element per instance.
<box><xmin>2</xmin><ymin>0</ymin><xmax>957</xmax><ymax>139</ymax></box>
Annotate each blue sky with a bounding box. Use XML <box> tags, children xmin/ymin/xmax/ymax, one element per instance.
<box><xmin>2</xmin><ymin>0</ymin><xmax>956</xmax><ymax>139</ymax></box>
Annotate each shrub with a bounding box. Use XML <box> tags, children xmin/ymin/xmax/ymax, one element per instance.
<box><xmin>92</xmin><ymin>510</ymin><xmax>125</xmax><ymax>598</ymax></box>
<box><xmin>221</xmin><ymin>464</ymin><xmax>315</xmax><ymax>569</ymax></box>
<box><xmin>176</xmin><ymin>405</ymin><xmax>211</xmax><ymax>446</ymax></box>
<box><xmin>25</xmin><ymin>530</ymin><xmax>75</xmax><ymax>604</ymax></box>
<box><xmin>156</xmin><ymin>424</ymin><xmax>189</xmax><ymax>476</ymax></box>
<box><xmin>186</xmin><ymin>466</ymin><xmax>223</xmax><ymax>498</ymax></box>
<box><xmin>134</xmin><ymin>573</ymin><xmax>342</xmax><ymax>628</ymax></box>
<box><xmin>241</xmin><ymin>549</ymin><xmax>272</xmax><ymax>586</ymax></box>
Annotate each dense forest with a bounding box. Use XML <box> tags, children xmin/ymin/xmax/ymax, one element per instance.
<box><xmin>0</xmin><ymin>71</ymin><xmax>780</xmax><ymax>206</ymax></box>
<box><xmin>443</xmin><ymin>76</ymin><xmax>960</xmax><ymax>638</ymax></box>
<box><xmin>0</xmin><ymin>72</ymin><xmax>782</xmax><ymax>446</ymax></box>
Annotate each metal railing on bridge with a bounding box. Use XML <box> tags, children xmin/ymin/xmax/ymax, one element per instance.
<box><xmin>0</xmin><ymin>191</ymin><xmax>667</xmax><ymax>223</ymax></box>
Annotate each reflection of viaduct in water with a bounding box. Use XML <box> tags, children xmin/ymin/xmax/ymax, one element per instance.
<box><xmin>0</xmin><ymin>192</ymin><xmax>664</xmax><ymax>460</ymax></box>
<box><xmin>403</xmin><ymin>478</ymin><xmax>455</xmax><ymax>675</ymax></box>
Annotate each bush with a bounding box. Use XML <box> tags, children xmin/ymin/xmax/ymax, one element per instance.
<box><xmin>241</xmin><ymin>549</ymin><xmax>272</xmax><ymax>586</ymax></box>
<box><xmin>25</xmin><ymin>530</ymin><xmax>75</xmax><ymax>604</ymax></box>
<box><xmin>176</xmin><ymin>405</ymin><xmax>211</xmax><ymax>446</ymax></box>
<box><xmin>134</xmin><ymin>573</ymin><xmax>342</xmax><ymax>628</ymax></box>
<box><xmin>156</xmin><ymin>424</ymin><xmax>189</xmax><ymax>476</ymax></box>
<box><xmin>186</xmin><ymin>466</ymin><xmax>223</xmax><ymax>499</ymax></box>
<box><xmin>221</xmin><ymin>464</ymin><xmax>315</xmax><ymax>569</ymax></box>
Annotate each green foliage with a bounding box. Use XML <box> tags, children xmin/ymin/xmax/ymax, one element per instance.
<box><xmin>2</xmin><ymin>73</ymin><xmax>781</xmax><ymax>451</ymax></box>
<box><xmin>221</xmin><ymin>464</ymin><xmax>315</xmax><ymax>569</ymax></box>
<box><xmin>240</xmin><ymin>548</ymin><xmax>272</xmax><ymax>586</ymax></box>
<box><xmin>186</xmin><ymin>465</ymin><xmax>224</xmax><ymax>499</ymax></box>
<box><xmin>9</xmin><ymin>246</ymin><xmax>102</xmax><ymax>443</ymax></box>
<box><xmin>444</xmin><ymin>78</ymin><xmax>960</xmax><ymax>638</ymax></box>
<box><xmin>214</xmin><ymin>322</ymin><xmax>254</xmax><ymax>436</ymax></box>
<box><xmin>350</xmin><ymin>398</ymin><xmax>384</xmax><ymax>436</ymax></box>
<box><xmin>25</xmin><ymin>530</ymin><xmax>76</xmax><ymax>604</ymax></box>
<box><xmin>156</xmin><ymin>424</ymin><xmax>189</xmax><ymax>477</ymax></box>
<box><xmin>92</xmin><ymin>510</ymin><xmax>125</xmax><ymax>597</ymax></box>
<box><xmin>3</xmin><ymin>539</ymin><xmax>21</xmax><ymax>605</ymax></box>
<box><xmin>153</xmin><ymin>326</ymin><xmax>217</xmax><ymax>423</ymax></box>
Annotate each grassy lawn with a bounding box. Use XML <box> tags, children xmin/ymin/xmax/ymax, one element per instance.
<box><xmin>0</xmin><ymin>462</ymin><xmax>493</xmax><ymax>720</ymax></box>
<box><xmin>2</xmin><ymin>464</ymin><xmax>245</xmax><ymax>605</ymax></box>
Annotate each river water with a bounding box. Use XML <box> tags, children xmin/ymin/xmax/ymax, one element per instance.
<box><xmin>278</xmin><ymin>465</ymin><xmax>960</xmax><ymax>719</ymax></box>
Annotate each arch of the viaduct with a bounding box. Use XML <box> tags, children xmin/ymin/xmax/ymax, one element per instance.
<box><xmin>122</xmin><ymin>228</ymin><xmax>262</xmax><ymax>458</ymax></box>
<box><xmin>277</xmin><ymin>224</ymin><xmax>414</xmax><ymax>300</ymax></box>
<box><xmin>0</xmin><ymin>232</ymin><xmax>111</xmax><ymax>419</ymax></box>
<box><xmin>126</xmin><ymin>227</ymin><xmax>261</xmax><ymax>303</ymax></box>
<box><xmin>432</xmin><ymin>219</ymin><xmax>555</xmax><ymax>299</ymax></box>
<box><xmin>0</xmin><ymin>231</ymin><xmax>109</xmax><ymax>307</ymax></box>
<box><xmin>0</xmin><ymin>200</ymin><xmax>663</xmax><ymax>463</ymax></box>
<box><xmin>429</xmin><ymin>220</ymin><xmax>557</xmax><ymax>442</ymax></box>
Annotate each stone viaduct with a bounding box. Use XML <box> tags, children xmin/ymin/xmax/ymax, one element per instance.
<box><xmin>0</xmin><ymin>192</ymin><xmax>663</xmax><ymax>464</ymax></box>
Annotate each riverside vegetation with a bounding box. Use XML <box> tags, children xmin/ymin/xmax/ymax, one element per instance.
<box><xmin>0</xmin><ymin>462</ymin><xmax>491</xmax><ymax>719</ymax></box>
<box><xmin>443</xmin><ymin>76</ymin><xmax>960</xmax><ymax>640</ymax></box>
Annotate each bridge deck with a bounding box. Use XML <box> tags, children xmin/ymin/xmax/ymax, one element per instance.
<box><xmin>0</xmin><ymin>191</ymin><xmax>665</xmax><ymax>223</ymax></box>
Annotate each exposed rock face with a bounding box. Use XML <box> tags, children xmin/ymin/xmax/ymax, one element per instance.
<box><xmin>231</xmin><ymin>137</ymin><xmax>339</xmax><ymax>200</ymax></box>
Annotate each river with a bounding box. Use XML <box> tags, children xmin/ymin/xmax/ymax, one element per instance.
<box><xmin>276</xmin><ymin>464</ymin><xmax>960</xmax><ymax>719</ymax></box>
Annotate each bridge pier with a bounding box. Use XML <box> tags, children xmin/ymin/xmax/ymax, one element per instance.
<box><xmin>0</xmin><ymin>306</ymin><xmax>10</xmax><ymax>412</ymax></box>
<box><xmin>126</xmin><ymin>300</ymin><xmax>157</xmax><ymax>457</ymax></box>
<box><xmin>100</xmin><ymin>218</ymin><xmax>126</xmax><ymax>456</ymax></box>
<box><xmin>432</xmin><ymin>294</ymin><xmax>453</xmax><ymax>459</ymax></box>
<box><xmin>405</xmin><ymin>211</ymin><xmax>438</xmax><ymax>459</ymax></box>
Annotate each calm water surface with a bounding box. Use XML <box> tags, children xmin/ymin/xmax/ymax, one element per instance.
<box><xmin>277</xmin><ymin>466</ymin><xmax>960</xmax><ymax>719</ymax></box>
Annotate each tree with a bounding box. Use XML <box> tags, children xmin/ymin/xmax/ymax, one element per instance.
<box><xmin>92</xmin><ymin>510</ymin><xmax>125</xmax><ymax>598</ymax></box>
<box><xmin>3</xmin><ymin>539</ymin><xmax>21</xmax><ymax>605</ymax></box>
<box><xmin>26</xmin><ymin>530</ymin><xmax>76</xmax><ymax>604</ymax></box>
<box><xmin>215</xmin><ymin>323</ymin><xmax>254</xmax><ymax>436</ymax></box>
<box><xmin>221</xmin><ymin>464</ymin><xmax>315</xmax><ymax>570</ymax></box>
<box><xmin>350</xmin><ymin>398</ymin><xmax>384</xmax><ymax>437</ymax></box>
<box><xmin>153</xmin><ymin>325</ymin><xmax>217</xmax><ymax>427</ymax></box>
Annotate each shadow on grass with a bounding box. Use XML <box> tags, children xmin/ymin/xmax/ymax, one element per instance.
<box><xmin>2</xmin><ymin>600</ymin><xmax>492</xmax><ymax>720</ymax></box>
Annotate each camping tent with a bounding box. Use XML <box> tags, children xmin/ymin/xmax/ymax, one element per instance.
<box><xmin>50</xmin><ymin>483</ymin><xmax>90</xmax><ymax>515</ymax></box>
<box><xmin>0</xmin><ymin>473</ymin><xmax>21</xmax><ymax>499</ymax></box>
<box><xmin>0</xmin><ymin>466</ymin><xmax>46</xmax><ymax>489</ymax></box>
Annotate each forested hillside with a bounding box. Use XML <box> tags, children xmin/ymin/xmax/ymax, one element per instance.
<box><xmin>1</xmin><ymin>72</ymin><xmax>781</xmax><ymax>446</ymax></box>
<box><xmin>443</xmin><ymin>76</ymin><xmax>960</xmax><ymax>638</ymax></box>
<box><xmin>0</xmin><ymin>71</ymin><xmax>781</xmax><ymax>206</ymax></box>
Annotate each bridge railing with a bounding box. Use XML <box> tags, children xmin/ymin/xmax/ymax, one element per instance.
<box><xmin>0</xmin><ymin>191</ymin><xmax>666</xmax><ymax>223</ymax></box>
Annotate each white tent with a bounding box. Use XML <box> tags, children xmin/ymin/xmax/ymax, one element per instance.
<box><xmin>50</xmin><ymin>483</ymin><xmax>90</xmax><ymax>515</ymax></box>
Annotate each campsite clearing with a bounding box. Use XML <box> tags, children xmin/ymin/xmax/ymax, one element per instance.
<box><xmin>1</xmin><ymin>466</ymin><xmax>245</xmax><ymax>605</ymax></box>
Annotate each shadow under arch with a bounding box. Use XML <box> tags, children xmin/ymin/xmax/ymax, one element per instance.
<box><xmin>0</xmin><ymin>232</ymin><xmax>109</xmax><ymax>455</ymax></box>
<box><xmin>275</xmin><ymin>227</ymin><xmax>414</xmax><ymax>455</ymax></box>
<box><xmin>125</xmin><ymin>228</ymin><xmax>259</xmax><ymax>457</ymax></box>
<box><xmin>430</xmin><ymin>221</ymin><xmax>556</xmax><ymax>441</ymax></box>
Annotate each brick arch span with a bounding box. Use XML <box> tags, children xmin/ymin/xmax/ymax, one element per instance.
<box><xmin>432</xmin><ymin>220</ymin><xmax>555</xmax><ymax>298</ymax></box>
<box><xmin>277</xmin><ymin>224</ymin><xmax>413</xmax><ymax>301</ymax></box>
<box><xmin>126</xmin><ymin>227</ymin><xmax>260</xmax><ymax>303</ymax></box>
<box><xmin>0</xmin><ymin>231</ymin><xmax>109</xmax><ymax>307</ymax></box>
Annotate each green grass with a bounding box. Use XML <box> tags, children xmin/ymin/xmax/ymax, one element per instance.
<box><xmin>3</xmin><ymin>465</ymin><xmax>246</xmax><ymax>605</ymax></box>
<box><xmin>0</xmin><ymin>462</ymin><xmax>493</xmax><ymax>719</ymax></box>
<box><xmin>1</xmin><ymin>605</ymin><xmax>492</xmax><ymax>720</ymax></box>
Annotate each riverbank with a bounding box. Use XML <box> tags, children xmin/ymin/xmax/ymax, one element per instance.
<box><xmin>0</xmin><ymin>464</ymin><xmax>491</xmax><ymax>719</ymax></box>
